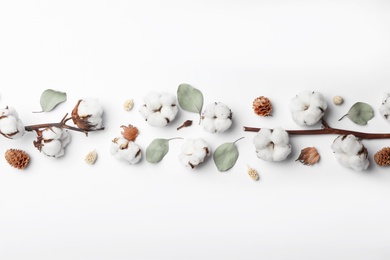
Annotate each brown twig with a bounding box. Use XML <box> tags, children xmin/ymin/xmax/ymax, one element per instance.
<box><xmin>243</xmin><ymin>119</ymin><xmax>390</xmax><ymax>140</ymax></box>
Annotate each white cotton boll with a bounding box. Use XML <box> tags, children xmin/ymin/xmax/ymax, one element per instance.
<box><xmin>201</xmin><ymin>102</ymin><xmax>233</xmax><ymax>133</ymax></box>
<box><xmin>256</xmin><ymin>145</ymin><xmax>274</xmax><ymax>161</ymax></box>
<box><xmin>42</xmin><ymin>127</ymin><xmax>62</xmax><ymax>140</ymax></box>
<box><xmin>348</xmin><ymin>154</ymin><xmax>369</xmax><ymax>171</ymax></box>
<box><xmin>201</xmin><ymin>117</ymin><xmax>216</xmax><ymax>133</ymax></box>
<box><xmin>160</xmin><ymin>92</ymin><xmax>177</xmax><ymax>107</ymax></box>
<box><xmin>202</xmin><ymin>103</ymin><xmax>216</xmax><ymax>118</ymax></box>
<box><xmin>139</xmin><ymin>105</ymin><xmax>151</xmax><ymax>118</ymax></box>
<box><xmin>340</xmin><ymin>135</ymin><xmax>363</xmax><ymax>155</ymax></box>
<box><xmin>0</xmin><ymin>116</ymin><xmax>18</xmax><ymax>135</ymax></box>
<box><xmin>270</xmin><ymin>127</ymin><xmax>289</xmax><ymax>145</ymax></box>
<box><xmin>272</xmin><ymin>145</ymin><xmax>291</xmax><ymax>161</ymax></box>
<box><xmin>78</xmin><ymin>98</ymin><xmax>103</xmax><ymax>117</ymax></box>
<box><xmin>214</xmin><ymin>103</ymin><xmax>231</xmax><ymax>119</ymax></box>
<box><xmin>118</xmin><ymin>141</ymin><xmax>142</xmax><ymax>164</ymax></box>
<box><xmin>144</xmin><ymin>91</ymin><xmax>162</xmax><ymax>111</ymax></box>
<box><xmin>253</xmin><ymin>128</ymin><xmax>272</xmax><ymax>149</ymax></box>
<box><xmin>289</xmin><ymin>90</ymin><xmax>327</xmax><ymax>126</ymax></box>
<box><xmin>160</xmin><ymin>106</ymin><xmax>178</xmax><ymax>122</ymax></box>
<box><xmin>147</xmin><ymin>113</ymin><xmax>169</xmax><ymax>127</ymax></box>
<box><xmin>179</xmin><ymin>138</ymin><xmax>210</xmax><ymax>168</ymax></box>
<box><xmin>42</xmin><ymin>140</ymin><xmax>62</xmax><ymax>157</ymax></box>
<box><xmin>214</xmin><ymin>118</ymin><xmax>232</xmax><ymax>133</ymax></box>
<box><xmin>379</xmin><ymin>93</ymin><xmax>390</xmax><ymax>120</ymax></box>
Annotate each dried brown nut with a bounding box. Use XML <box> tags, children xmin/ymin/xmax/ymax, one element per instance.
<box><xmin>5</xmin><ymin>149</ymin><xmax>30</xmax><ymax>170</ymax></box>
<box><xmin>374</xmin><ymin>147</ymin><xmax>390</xmax><ymax>166</ymax></box>
<box><xmin>296</xmin><ymin>147</ymin><xmax>320</xmax><ymax>166</ymax></box>
<box><xmin>253</xmin><ymin>96</ymin><xmax>272</xmax><ymax>116</ymax></box>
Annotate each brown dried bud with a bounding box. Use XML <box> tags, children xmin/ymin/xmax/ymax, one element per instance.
<box><xmin>5</xmin><ymin>149</ymin><xmax>30</xmax><ymax>170</ymax></box>
<box><xmin>296</xmin><ymin>147</ymin><xmax>320</xmax><ymax>166</ymax></box>
<box><xmin>374</xmin><ymin>147</ymin><xmax>390</xmax><ymax>166</ymax></box>
<box><xmin>121</xmin><ymin>124</ymin><xmax>139</xmax><ymax>141</ymax></box>
<box><xmin>253</xmin><ymin>96</ymin><xmax>272</xmax><ymax>116</ymax></box>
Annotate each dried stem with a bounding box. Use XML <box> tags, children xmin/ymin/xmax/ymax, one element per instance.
<box><xmin>243</xmin><ymin>119</ymin><xmax>390</xmax><ymax>140</ymax></box>
<box><xmin>24</xmin><ymin>113</ymin><xmax>105</xmax><ymax>136</ymax></box>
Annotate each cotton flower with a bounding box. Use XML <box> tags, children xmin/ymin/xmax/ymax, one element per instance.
<box><xmin>110</xmin><ymin>137</ymin><xmax>142</xmax><ymax>165</ymax></box>
<box><xmin>71</xmin><ymin>98</ymin><xmax>104</xmax><ymax>131</ymax></box>
<box><xmin>34</xmin><ymin>127</ymin><xmax>71</xmax><ymax>158</ymax></box>
<box><xmin>289</xmin><ymin>90</ymin><xmax>327</xmax><ymax>126</ymax></box>
<box><xmin>201</xmin><ymin>102</ymin><xmax>232</xmax><ymax>133</ymax></box>
<box><xmin>379</xmin><ymin>93</ymin><xmax>390</xmax><ymax>120</ymax></box>
<box><xmin>253</xmin><ymin>127</ymin><xmax>291</xmax><ymax>161</ymax></box>
<box><xmin>0</xmin><ymin>106</ymin><xmax>25</xmax><ymax>139</ymax></box>
<box><xmin>331</xmin><ymin>134</ymin><xmax>369</xmax><ymax>171</ymax></box>
<box><xmin>139</xmin><ymin>91</ymin><xmax>178</xmax><ymax>127</ymax></box>
<box><xmin>179</xmin><ymin>138</ymin><xmax>211</xmax><ymax>168</ymax></box>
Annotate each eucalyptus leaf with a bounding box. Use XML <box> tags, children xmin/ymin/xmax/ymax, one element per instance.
<box><xmin>146</xmin><ymin>139</ymin><xmax>170</xmax><ymax>163</ymax></box>
<box><xmin>213</xmin><ymin>137</ymin><xmax>244</xmax><ymax>172</ymax></box>
<box><xmin>36</xmin><ymin>89</ymin><xmax>67</xmax><ymax>113</ymax></box>
<box><xmin>339</xmin><ymin>102</ymin><xmax>374</xmax><ymax>125</ymax></box>
<box><xmin>177</xmin><ymin>84</ymin><xmax>203</xmax><ymax>114</ymax></box>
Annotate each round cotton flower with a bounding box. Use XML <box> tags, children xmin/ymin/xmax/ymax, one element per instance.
<box><xmin>331</xmin><ymin>134</ymin><xmax>369</xmax><ymax>171</ymax></box>
<box><xmin>139</xmin><ymin>91</ymin><xmax>178</xmax><ymax>127</ymax></box>
<box><xmin>253</xmin><ymin>127</ymin><xmax>291</xmax><ymax>161</ymax></box>
<box><xmin>0</xmin><ymin>106</ymin><xmax>25</xmax><ymax>139</ymax></box>
<box><xmin>289</xmin><ymin>90</ymin><xmax>327</xmax><ymax>126</ymax></box>
<box><xmin>110</xmin><ymin>137</ymin><xmax>142</xmax><ymax>165</ymax></box>
<box><xmin>38</xmin><ymin>127</ymin><xmax>71</xmax><ymax>158</ymax></box>
<box><xmin>379</xmin><ymin>93</ymin><xmax>390</xmax><ymax>120</ymax></box>
<box><xmin>72</xmin><ymin>98</ymin><xmax>104</xmax><ymax>130</ymax></box>
<box><xmin>201</xmin><ymin>102</ymin><xmax>232</xmax><ymax>133</ymax></box>
<box><xmin>179</xmin><ymin>138</ymin><xmax>211</xmax><ymax>168</ymax></box>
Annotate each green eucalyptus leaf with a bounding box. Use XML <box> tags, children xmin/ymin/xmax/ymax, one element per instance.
<box><xmin>341</xmin><ymin>102</ymin><xmax>374</xmax><ymax>125</ymax></box>
<box><xmin>177</xmin><ymin>84</ymin><xmax>203</xmax><ymax>114</ymax></box>
<box><xmin>213</xmin><ymin>137</ymin><xmax>244</xmax><ymax>172</ymax></box>
<box><xmin>146</xmin><ymin>138</ymin><xmax>170</xmax><ymax>163</ymax></box>
<box><xmin>36</xmin><ymin>89</ymin><xmax>67</xmax><ymax>112</ymax></box>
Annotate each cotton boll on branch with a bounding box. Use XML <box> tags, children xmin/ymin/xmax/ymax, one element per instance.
<box><xmin>253</xmin><ymin>127</ymin><xmax>291</xmax><ymax>162</ymax></box>
<box><xmin>289</xmin><ymin>90</ymin><xmax>327</xmax><ymax>126</ymax></box>
<box><xmin>331</xmin><ymin>134</ymin><xmax>369</xmax><ymax>171</ymax></box>
<box><xmin>35</xmin><ymin>127</ymin><xmax>71</xmax><ymax>158</ymax></box>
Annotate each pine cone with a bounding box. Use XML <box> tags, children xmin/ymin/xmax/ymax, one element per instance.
<box><xmin>5</xmin><ymin>149</ymin><xmax>30</xmax><ymax>170</ymax></box>
<box><xmin>374</xmin><ymin>147</ymin><xmax>390</xmax><ymax>166</ymax></box>
<box><xmin>253</xmin><ymin>96</ymin><xmax>272</xmax><ymax>116</ymax></box>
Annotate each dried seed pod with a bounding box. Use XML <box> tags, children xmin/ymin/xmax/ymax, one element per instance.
<box><xmin>85</xmin><ymin>150</ymin><xmax>98</xmax><ymax>165</ymax></box>
<box><xmin>374</xmin><ymin>147</ymin><xmax>390</xmax><ymax>166</ymax></box>
<box><xmin>5</xmin><ymin>149</ymin><xmax>30</xmax><ymax>170</ymax></box>
<box><xmin>333</xmin><ymin>96</ymin><xmax>344</xmax><ymax>105</ymax></box>
<box><xmin>247</xmin><ymin>166</ymin><xmax>259</xmax><ymax>181</ymax></box>
<box><xmin>123</xmin><ymin>99</ymin><xmax>134</xmax><ymax>111</ymax></box>
<box><xmin>121</xmin><ymin>124</ymin><xmax>139</xmax><ymax>142</ymax></box>
<box><xmin>252</xmin><ymin>96</ymin><xmax>272</xmax><ymax>116</ymax></box>
<box><xmin>296</xmin><ymin>147</ymin><xmax>320</xmax><ymax>166</ymax></box>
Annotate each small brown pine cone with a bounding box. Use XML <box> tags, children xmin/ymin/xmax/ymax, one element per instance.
<box><xmin>5</xmin><ymin>149</ymin><xmax>30</xmax><ymax>170</ymax></box>
<box><xmin>374</xmin><ymin>147</ymin><xmax>390</xmax><ymax>166</ymax></box>
<box><xmin>253</xmin><ymin>96</ymin><xmax>272</xmax><ymax>116</ymax></box>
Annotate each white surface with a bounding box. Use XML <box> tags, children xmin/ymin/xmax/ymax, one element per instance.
<box><xmin>1</xmin><ymin>1</ymin><xmax>390</xmax><ymax>259</ymax></box>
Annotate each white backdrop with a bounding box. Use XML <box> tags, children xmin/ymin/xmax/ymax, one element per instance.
<box><xmin>1</xmin><ymin>1</ymin><xmax>390</xmax><ymax>259</ymax></box>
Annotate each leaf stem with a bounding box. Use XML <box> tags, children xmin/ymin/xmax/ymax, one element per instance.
<box><xmin>234</xmin><ymin>136</ymin><xmax>245</xmax><ymax>144</ymax></box>
<box><xmin>243</xmin><ymin>119</ymin><xmax>390</xmax><ymax>140</ymax></box>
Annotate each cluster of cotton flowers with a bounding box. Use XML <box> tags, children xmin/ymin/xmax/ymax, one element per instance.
<box><xmin>331</xmin><ymin>134</ymin><xmax>369</xmax><ymax>171</ymax></box>
<box><xmin>0</xmin><ymin>106</ymin><xmax>25</xmax><ymax>139</ymax></box>
<box><xmin>201</xmin><ymin>102</ymin><xmax>232</xmax><ymax>133</ymax></box>
<box><xmin>110</xmin><ymin>125</ymin><xmax>142</xmax><ymax>165</ymax></box>
<box><xmin>289</xmin><ymin>90</ymin><xmax>327</xmax><ymax>126</ymax></box>
<box><xmin>35</xmin><ymin>127</ymin><xmax>71</xmax><ymax>158</ymax></box>
<box><xmin>179</xmin><ymin>138</ymin><xmax>211</xmax><ymax>168</ymax></box>
<box><xmin>379</xmin><ymin>93</ymin><xmax>390</xmax><ymax>121</ymax></box>
<box><xmin>71</xmin><ymin>98</ymin><xmax>104</xmax><ymax>131</ymax></box>
<box><xmin>139</xmin><ymin>91</ymin><xmax>178</xmax><ymax>127</ymax></box>
<box><xmin>110</xmin><ymin>137</ymin><xmax>142</xmax><ymax>165</ymax></box>
<box><xmin>253</xmin><ymin>127</ymin><xmax>291</xmax><ymax>161</ymax></box>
